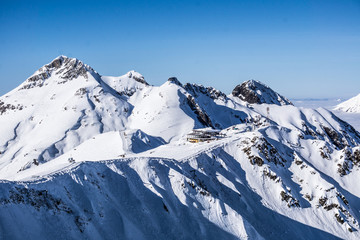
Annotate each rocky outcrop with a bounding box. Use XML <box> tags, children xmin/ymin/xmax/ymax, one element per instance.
<box><xmin>184</xmin><ymin>83</ymin><xmax>227</xmax><ymax>100</ymax></box>
<box><xmin>232</xmin><ymin>80</ymin><xmax>292</xmax><ymax>106</ymax></box>
<box><xmin>127</xmin><ymin>70</ymin><xmax>149</xmax><ymax>86</ymax></box>
<box><xmin>186</xmin><ymin>95</ymin><xmax>214</xmax><ymax>128</ymax></box>
<box><xmin>0</xmin><ymin>100</ymin><xmax>23</xmax><ymax>115</ymax></box>
<box><xmin>167</xmin><ymin>77</ymin><xmax>183</xmax><ymax>87</ymax></box>
<box><xmin>19</xmin><ymin>56</ymin><xmax>97</xmax><ymax>90</ymax></box>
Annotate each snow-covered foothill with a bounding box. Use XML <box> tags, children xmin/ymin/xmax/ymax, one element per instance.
<box><xmin>335</xmin><ymin>93</ymin><xmax>360</xmax><ymax>113</ymax></box>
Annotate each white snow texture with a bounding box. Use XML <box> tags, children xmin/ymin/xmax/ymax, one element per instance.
<box><xmin>0</xmin><ymin>56</ymin><xmax>360</xmax><ymax>240</ymax></box>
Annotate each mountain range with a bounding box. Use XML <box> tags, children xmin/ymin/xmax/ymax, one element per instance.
<box><xmin>0</xmin><ymin>56</ymin><xmax>360</xmax><ymax>239</ymax></box>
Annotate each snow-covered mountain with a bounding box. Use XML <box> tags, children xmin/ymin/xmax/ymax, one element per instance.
<box><xmin>335</xmin><ymin>94</ymin><xmax>360</xmax><ymax>113</ymax></box>
<box><xmin>1</xmin><ymin>56</ymin><xmax>360</xmax><ymax>239</ymax></box>
<box><xmin>232</xmin><ymin>79</ymin><xmax>293</xmax><ymax>106</ymax></box>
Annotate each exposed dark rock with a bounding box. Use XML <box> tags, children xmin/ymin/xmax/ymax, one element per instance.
<box><xmin>280</xmin><ymin>191</ymin><xmax>300</xmax><ymax>208</ymax></box>
<box><xmin>251</xmin><ymin>156</ymin><xmax>264</xmax><ymax>166</ymax></box>
<box><xmin>335</xmin><ymin>213</ymin><xmax>344</xmax><ymax>224</ymax></box>
<box><xmin>0</xmin><ymin>187</ymin><xmax>72</xmax><ymax>214</ymax></box>
<box><xmin>163</xmin><ymin>202</ymin><xmax>169</xmax><ymax>212</ymax></box>
<box><xmin>334</xmin><ymin>115</ymin><xmax>360</xmax><ymax>145</ymax></box>
<box><xmin>127</xmin><ymin>71</ymin><xmax>149</xmax><ymax>85</ymax></box>
<box><xmin>186</xmin><ymin>95</ymin><xmax>214</xmax><ymax>128</ymax></box>
<box><xmin>168</xmin><ymin>77</ymin><xmax>182</xmax><ymax>87</ymax></box>
<box><xmin>56</xmin><ymin>58</ymin><xmax>89</xmax><ymax>81</ymax></box>
<box><xmin>232</xmin><ymin>80</ymin><xmax>292</xmax><ymax>106</ymax></box>
<box><xmin>337</xmin><ymin>148</ymin><xmax>360</xmax><ymax>176</ymax></box>
<box><xmin>323</xmin><ymin>126</ymin><xmax>345</xmax><ymax>149</ymax></box>
<box><xmin>19</xmin><ymin>56</ymin><xmax>97</xmax><ymax>90</ymax></box>
<box><xmin>243</xmin><ymin>137</ymin><xmax>286</xmax><ymax>167</ymax></box>
<box><xmin>255</xmin><ymin>137</ymin><xmax>286</xmax><ymax>166</ymax></box>
<box><xmin>263</xmin><ymin>168</ymin><xmax>279</xmax><ymax>181</ymax></box>
<box><xmin>295</xmin><ymin>160</ymin><xmax>303</xmax><ymax>165</ymax></box>
<box><xmin>318</xmin><ymin>197</ymin><xmax>327</xmax><ymax>206</ymax></box>
<box><xmin>0</xmin><ymin>100</ymin><xmax>23</xmax><ymax>115</ymax></box>
<box><xmin>319</xmin><ymin>145</ymin><xmax>331</xmax><ymax>160</ymax></box>
<box><xmin>337</xmin><ymin>193</ymin><xmax>349</xmax><ymax>205</ymax></box>
<box><xmin>184</xmin><ymin>83</ymin><xmax>227</xmax><ymax>100</ymax></box>
<box><xmin>75</xmin><ymin>88</ymin><xmax>87</xmax><ymax>97</ymax></box>
<box><xmin>324</xmin><ymin>203</ymin><xmax>339</xmax><ymax>211</ymax></box>
<box><xmin>74</xmin><ymin>215</ymin><xmax>89</xmax><ymax>232</ymax></box>
<box><xmin>304</xmin><ymin>194</ymin><xmax>313</xmax><ymax>201</ymax></box>
<box><xmin>301</xmin><ymin>121</ymin><xmax>318</xmax><ymax>138</ymax></box>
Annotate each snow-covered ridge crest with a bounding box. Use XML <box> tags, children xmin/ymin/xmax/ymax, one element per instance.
<box><xmin>335</xmin><ymin>93</ymin><xmax>360</xmax><ymax>113</ymax></box>
<box><xmin>2</xmin><ymin>56</ymin><xmax>360</xmax><ymax>239</ymax></box>
<box><xmin>167</xmin><ymin>77</ymin><xmax>183</xmax><ymax>86</ymax></box>
<box><xmin>19</xmin><ymin>55</ymin><xmax>98</xmax><ymax>90</ymax></box>
<box><xmin>184</xmin><ymin>83</ymin><xmax>227</xmax><ymax>100</ymax></box>
<box><xmin>126</xmin><ymin>70</ymin><xmax>149</xmax><ymax>86</ymax></box>
<box><xmin>232</xmin><ymin>79</ymin><xmax>293</xmax><ymax>106</ymax></box>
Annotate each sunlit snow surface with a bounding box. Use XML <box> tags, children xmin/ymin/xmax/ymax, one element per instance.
<box><xmin>1</xmin><ymin>57</ymin><xmax>360</xmax><ymax>239</ymax></box>
<box><xmin>293</xmin><ymin>98</ymin><xmax>360</xmax><ymax>132</ymax></box>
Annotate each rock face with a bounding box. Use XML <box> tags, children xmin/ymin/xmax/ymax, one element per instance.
<box><xmin>127</xmin><ymin>70</ymin><xmax>149</xmax><ymax>86</ymax></box>
<box><xmin>232</xmin><ymin>80</ymin><xmax>293</xmax><ymax>106</ymax></box>
<box><xmin>184</xmin><ymin>83</ymin><xmax>227</xmax><ymax>101</ymax></box>
<box><xmin>167</xmin><ymin>77</ymin><xmax>182</xmax><ymax>86</ymax></box>
<box><xmin>186</xmin><ymin>95</ymin><xmax>214</xmax><ymax>128</ymax></box>
<box><xmin>19</xmin><ymin>56</ymin><xmax>98</xmax><ymax>90</ymax></box>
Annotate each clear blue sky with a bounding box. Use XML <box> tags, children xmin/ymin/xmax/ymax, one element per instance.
<box><xmin>0</xmin><ymin>0</ymin><xmax>359</xmax><ymax>98</ymax></box>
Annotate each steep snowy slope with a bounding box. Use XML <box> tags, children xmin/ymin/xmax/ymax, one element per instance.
<box><xmin>101</xmin><ymin>70</ymin><xmax>149</xmax><ymax>97</ymax></box>
<box><xmin>128</xmin><ymin>78</ymin><xmax>252</xmax><ymax>142</ymax></box>
<box><xmin>1</xmin><ymin>56</ymin><xmax>360</xmax><ymax>239</ymax></box>
<box><xmin>335</xmin><ymin>93</ymin><xmax>360</xmax><ymax>113</ymax></box>
<box><xmin>2</xmin><ymin>115</ymin><xmax>360</xmax><ymax>239</ymax></box>
<box><xmin>0</xmin><ymin>57</ymin><xmax>253</xmax><ymax>177</ymax></box>
<box><xmin>0</xmin><ymin>56</ymin><xmax>137</xmax><ymax>178</ymax></box>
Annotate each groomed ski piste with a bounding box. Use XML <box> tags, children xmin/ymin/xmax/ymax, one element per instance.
<box><xmin>1</xmin><ymin>56</ymin><xmax>360</xmax><ymax>239</ymax></box>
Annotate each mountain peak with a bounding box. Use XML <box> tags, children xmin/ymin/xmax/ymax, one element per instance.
<box><xmin>19</xmin><ymin>56</ymin><xmax>97</xmax><ymax>90</ymax></box>
<box><xmin>245</xmin><ymin>79</ymin><xmax>267</xmax><ymax>87</ymax></box>
<box><xmin>45</xmin><ymin>55</ymin><xmax>86</xmax><ymax>70</ymax></box>
<box><xmin>335</xmin><ymin>93</ymin><xmax>360</xmax><ymax>113</ymax></box>
<box><xmin>126</xmin><ymin>70</ymin><xmax>148</xmax><ymax>85</ymax></box>
<box><xmin>232</xmin><ymin>79</ymin><xmax>292</xmax><ymax>106</ymax></box>
<box><xmin>167</xmin><ymin>77</ymin><xmax>182</xmax><ymax>86</ymax></box>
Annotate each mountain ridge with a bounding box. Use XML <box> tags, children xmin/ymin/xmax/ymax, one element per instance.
<box><xmin>335</xmin><ymin>93</ymin><xmax>360</xmax><ymax>113</ymax></box>
<box><xmin>1</xmin><ymin>56</ymin><xmax>360</xmax><ymax>239</ymax></box>
<box><xmin>232</xmin><ymin>79</ymin><xmax>293</xmax><ymax>106</ymax></box>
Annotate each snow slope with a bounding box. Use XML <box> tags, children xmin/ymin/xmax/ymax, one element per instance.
<box><xmin>293</xmin><ymin>98</ymin><xmax>360</xmax><ymax>133</ymax></box>
<box><xmin>335</xmin><ymin>94</ymin><xmax>360</xmax><ymax>113</ymax></box>
<box><xmin>1</xmin><ymin>56</ymin><xmax>360</xmax><ymax>239</ymax></box>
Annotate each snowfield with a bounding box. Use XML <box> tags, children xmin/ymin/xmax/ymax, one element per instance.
<box><xmin>0</xmin><ymin>56</ymin><xmax>360</xmax><ymax>239</ymax></box>
<box><xmin>335</xmin><ymin>94</ymin><xmax>360</xmax><ymax>113</ymax></box>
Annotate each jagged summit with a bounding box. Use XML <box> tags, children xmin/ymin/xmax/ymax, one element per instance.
<box><xmin>184</xmin><ymin>83</ymin><xmax>227</xmax><ymax>100</ymax></box>
<box><xmin>38</xmin><ymin>55</ymin><xmax>96</xmax><ymax>77</ymax></box>
<box><xmin>167</xmin><ymin>77</ymin><xmax>182</xmax><ymax>86</ymax></box>
<box><xmin>232</xmin><ymin>79</ymin><xmax>293</xmax><ymax>106</ymax></box>
<box><xmin>19</xmin><ymin>56</ymin><xmax>98</xmax><ymax>90</ymax></box>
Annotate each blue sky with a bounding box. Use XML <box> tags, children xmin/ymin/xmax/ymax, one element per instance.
<box><xmin>0</xmin><ymin>0</ymin><xmax>359</xmax><ymax>98</ymax></box>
